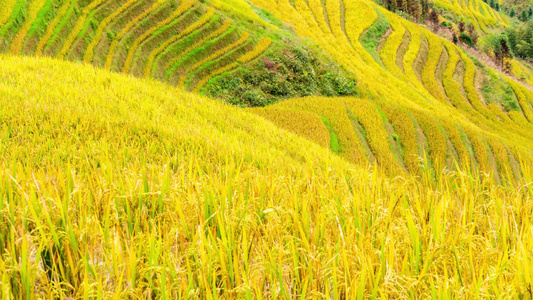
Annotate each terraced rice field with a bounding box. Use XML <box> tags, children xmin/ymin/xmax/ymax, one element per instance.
<box><xmin>0</xmin><ymin>0</ymin><xmax>272</xmax><ymax>91</ymax></box>
<box><xmin>0</xmin><ymin>0</ymin><xmax>531</xmax><ymax>179</ymax></box>
<box><xmin>433</xmin><ymin>0</ymin><xmax>509</xmax><ymax>32</ymax></box>
<box><xmin>248</xmin><ymin>0</ymin><xmax>533</xmax><ymax>180</ymax></box>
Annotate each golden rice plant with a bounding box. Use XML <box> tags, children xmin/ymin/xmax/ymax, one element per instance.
<box><xmin>35</xmin><ymin>0</ymin><xmax>73</xmax><ymax>56</ymax></box>
<box><xmin>0</xmin><ymin>0</ymin><xmax>17</xmax><ymax>27</ymax></box>
<box><xmin>458</xmin><ymin>51</ymin><xmax>498</xmax><ymax>121</ymax></box>
<box><xmin>122</xmin><ymin>0</ymin><xmax>195</xmax><ymax>73</ymax></box>
<box><xmin>307</xmin><ymin>0</ymin><xmax>331</xmax><ymax>33</ymax></box>
<box><xmin>380</xmin><ymin>103</ymin><xmax>421</xmax><ymax>173</ymax></box>
<box><xmin>193</xmin><ymin>37</ymin><xmax>271</xmax><ymax>91</ymax></box>
<box><xmin>177</xmin><ymin>31</ymin><xmax>250</xmax><ymax>86</ymax></box>
<box><xmin>486</xmin><ymin>137</ymin><xmax>514</xmax><ymax>183</ymax></box>
<box><xmin>344</xmin><ymin>98</ymin><xmax>402</xmax><ymax>173</ymax></box>
<box><xmin>379</xmin><ymin>16</ymin><xmax>407</xmax><ymax>80</ymax></box>
<box><xmin>57</xmin><ymin>0</ymin><xmax>106</xmax><ymax>59</ymax></box>
<box><xmin>236</xmin><ymin>37</ymin><xmax>271</xmax><ymax>63</ymax></box>
<box><xmin>421</xmin><ymin>35</ymin><xmax>447</xmax><ymax>103</ymax></box>
<box><xmin>2</xmin><ymin>55</ymin><xmax>533</xmax><ymax>298</ymax></box>
<box><xmin>410</xmin><ymin>110</ymin><xmax>448</xmax><ymax>170</ymax></box>
<box><xmin>509</xmin><ymin>110</ymin><xmax>531</xmax><ymax>128</ymax></box>
<box><xmin>441</xmin><ymin>43</ymin><xmax>474</xmax><ymax>114</ymax></box>
<box><xmin>104</xmin><ymin>0</ymin><xmax>166</xmax><ymax>69</ymax></box>
<box><xmin>9</xmin><ymin>0</ymin><xmax>48</xmax><ymax>54</ymax></box>
<box><xmin>506</xmin><ymin>79</ymin><xmax>533</xmax><ymax>123</ymax></box>
<box><xmin>164</xmin><ymin>19</ymin><xmax>232</xmax><ymax>70</ymax></box>
<box><xmin>249</xmin><ymin>107</ymin><xmax>331</xmax><ymax>149</ymax></box>
<box><xmin>83</xmin><ymin>0</ymin><xmax>139</xmax><ymax>63</ymax></box>
<box><xmin>274</xmin><ymin>97</ymin><xmax>368</xmax><ymax>164</ymax></box>
<box><xmin>143</xmin><ymin>7</ymin><xmax>216</xmax><ymax>78</ymax></box>
<box><xmin>439</xmin><ymin>118</ymin><xmax>470</xmax><ymax>166</ymax></box>
<box><xmin>463</xmin><ymin>127</ymin><xmax>491</xmax><ymax>173</ymax></box>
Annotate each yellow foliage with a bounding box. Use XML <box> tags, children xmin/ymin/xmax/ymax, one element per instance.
<box><xmin>410</xmin><ymin>110</ymin><xmax>448</xmax><ymax>170</ymax></box>
<box><xmin>381</xmin><ymin>104</ymin><xmax>420</xmax><ymax>173</ymax></box>
<box><xmin>35</xmin><ymin>0</ymin><xmax>74</xmax><ymax>56</ymax></box>
<box><xmin>486</xmin><ymin>137</ymin><xmax>513</xmax><ymax>182</ymax></box>
<box><xmin>0</xmin><ymin>0</ymin><xmax>17</xmax><ymax>27</ymax></box>
<box><xmin>84</xmin><ymin>0</ymin><xmax>139</xmax><ymax>63</ymax></box>
<box><xmin>178</xmin><ymin>31</ymin><xmax>250</xmax><ymax>86</ymax></box>
<box><xmin>143</xmin><ymin>7</ymin><xmax>216</xmax><ymax>78</ymax></box>
<box><xmin>193</xmin><ymin>37</ymin><xmax>271</xmax><ymax>91</ymax></box>
<box><xmin>9</xmin><ymin>0</ymin><xmax>47</xmax><ymax>54</ymax></box>
<box><xmin>207</xmin><ymin>0</ymin><xmax>277</xmax><ymax>30</ymax></box>
<box><xmin>57</xmin><ymin>0</ymin><xmax>107</xmax><ymax>59</ymax></box>
<box><xmin>1</xmin><ymin>55</ymin><xmax>532</xmax><ymax>298</ymax></box>
<box><xmin>122</xmin><ymin>0</ymin><xmax>195</xmax><ymax>74</ymax></box>
<box><xmin>506</xmin><ymin>79</ymin><xmax>533</xmax><ymax>123</ymax></box>
<box><xmin>422</xmin><ymin>35</ymin><xmax>447</xmax><ymax>103</ymax></box>
<box><xmin>344</xmin><ymin>98</ymin><xmax>401</xmax><ymax>173</ymax></box>
<box><xmin>273</xmin><ymin>97</ymin><xmax>367</xmax><ymax>164</ymax></box>
<box><xmin>104</xmin><ymin>0</ymin><xmax>165</xmax><ymax>69</ymax></box>
<box><xmin>249</xmin><ymin>108</ymin><xmax>331</xmax><ymax>149</ymax></box>
<box><xmin>237</xmin><ymin>37</ymin><xmax>271</xmax><ymax>63</ymax></box>
<box><xmin>464</xmin><ymin>127</ymin><xmax>491</xmax><ymax>173</ymax></box>
<box><xmin>164</xmin><ymin>19</ymin><xmax>233</xmax><ymax>70</ymax></box>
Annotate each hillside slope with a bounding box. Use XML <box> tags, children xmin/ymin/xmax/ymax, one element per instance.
<box><xmin>242</xmin><ymin>0</ymin><xmax>533</xmax><ymax>180</ymax></box>
<box><xmin>1</xmin><ymin>54</ymin><xmax>533</xmax><ymax>298</ymax></box>
<box><xmin>0</xmin><ymin>0</ymin><xmax>357</xmax><ymax>104</ymax></box>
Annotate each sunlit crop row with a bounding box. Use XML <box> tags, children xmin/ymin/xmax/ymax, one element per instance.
<box><xmin>104</xmin><ymin>0</ymin><xmax>166</xmax><ymax>69</ymax></box>
<box><xmin>142</xmin><ymin>7</ymin><xmax>216</xmax><ymax>78</ymax></box>
<box><xmin>0</xmin><ymin>0</ymin><xmax>26</xmax><ymax>37</ymax></box>
<box><xmin>250</xmin><ymin>108</ymin><xmax>331</xmax><ymax>149</ymax></box>
<box><xmin>57</xmin><ymin>0</ymin><xmax>106</xmax><ymax>59</ymax></box>
<box><xmin>0</xmin><ymin>0</ymin><xmax>17</xmax><ymax>27</ymax></box>
<box><xmin>164</xmin><ymin>19</ymin><xmax>232</xmax><ymax>70</ymax></box>
<box><xmin>122</xmin><ymin>0</ymin><xmax>195</xmax><ymax>73</ymax></box>
<box><xmin>381</xmin><ymin>104</ymin><xmax>421</xmax><ymax>173</ymax></box>
<box><xmin>506</xmin><ymin>79</ymin><xmax>533</xmax><ymax>123</ymax></box>
<box><xmin>177</xmin><ymin>31</ymin><xmax>250</xmax><ymax>86</ymax></box>
<box><xmin>380</xmin><ymin>17</ymin><xmax>407</xmax><ymax>80</ymax></box>
<box><xmin>422</xmin><ymin>35</ymin><xmax>447</xmax><ymax>103</ymax></box>
<box><xmin>9</xmin><ymin>0</ymin><xmax>47</xmax><ymax>54</ymax></box>
<box><xmin>345</xmin><ymin>98</ymin><xmax>401</xmax><ymax>173</ymax></box>
<box><xmin>274</xmin><ymin>97</ymin><xmax>368</xmax><ymax>164</ymax></box>
<box><xmin>34</xmin><ymin>0</ymin><xmax>73</xmax><ymax>56</ymax></box>
<box><xmin>84</xmin><ymin>0</ymin><xmax>139</xmax><ymax>63</ymax></box>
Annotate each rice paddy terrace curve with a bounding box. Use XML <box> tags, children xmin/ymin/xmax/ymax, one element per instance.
<box><xmin>0</xmin><ymin>0</ymin><xmax>273</xmax><ymax>92</ymax></box>
<box><xmin>246</xmin><ymin>0</ymin><xmax>533</xmax><ymax>181</ymax></box>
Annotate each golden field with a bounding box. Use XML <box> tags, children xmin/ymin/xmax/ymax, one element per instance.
<box><xmin>0</xmin><ymin>55</ymin><xmax>531</xmax><ymax>298</ymax></box>
<box><xmin>1</xmin><ymin>0</ymin><xmax>533</xmax><ymax>297</ymax></box>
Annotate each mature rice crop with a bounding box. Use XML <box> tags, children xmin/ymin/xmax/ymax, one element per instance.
<box><xmin>121</xmin><ymin>0</ymin><xmax>194</xmax><ymax>73</ymax></box>
<box><xmin>142</xmin><ymin>7</ymin><xmax>215</xmax><ymax>78</ymax></box>
<box><xmin>34</xmin><ymin>0</ymin><xmax>73</xmax><ymax>56</ymax></box>
<box><xmin>56</xmin><ymin>0</ymin><xmax>106</xmax><ymax>59</ymax></box>
<box><xmin>83</xmin><ymin>0</ymin><xmax>138</xmax><ymax>63</ymax></box>
<box><xmin>194</xmin><ymin>37</ymin><xmax>271</xmax><ymax>92</ymax></box>
<box><xmin>9</xmin><ymin>0</ymin><xmax>47</xmax><ymax>53</ymax></box>
<box><xmin>2</xmin><ymin>53</ymin><xmax>533</xmax><ymax>299</ymax></box>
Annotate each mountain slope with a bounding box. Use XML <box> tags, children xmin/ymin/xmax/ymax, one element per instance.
<box><xmin>243</xmin><ymin>0</ymin><xmax>533</xmax><ymax>180</ymax></box>
<box><xmin>1</xmin><ymin>54</ymin><xmax>533</xmax><ymax>298</ymax></box>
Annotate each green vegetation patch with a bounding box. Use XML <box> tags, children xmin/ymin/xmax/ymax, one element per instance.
<box><xmin>480</xmin><ymin>67</ymin><xmax>521</xmax><ymax>111</ymax></box>
<box><xmin>27</xmin><ymin>0</ymin><xmax>56</xmax><ymax>37</ymax></box>
<box><xmin>204</xmin><ymin>43</ymin><xmax>358</xmax><ymax>106</ymax></box>
<box><xmin>320</xmin><ymin>116</ymin><xmax>340</xmax><ymax>154</ymax></box>
<box><xmin>360</xmin><ymin>9</ymin><xmax>390</xmax><ymax>65</ymax></box>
